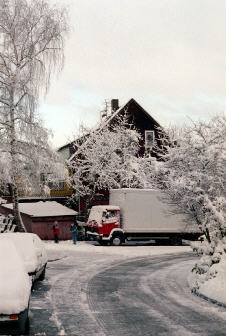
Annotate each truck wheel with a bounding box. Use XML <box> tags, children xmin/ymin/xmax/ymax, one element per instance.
<box><xmin>170</xmin><ymin>236</ymin><xmax>182</xmax><ymax>246</ymax></box>
<box><xmin>98</xmin><ymin>240</ymin><xmax>108</xmax><ymax>246</ymax></box>
<box><xmin>110</xmin><ymin>235</ymin><xmax>122</xmax><ymax>246</ymax></box>
<box><xmin>157</xmin><ymin>239</ymin><xmax>169</xmax><ymax>246</ymax></box>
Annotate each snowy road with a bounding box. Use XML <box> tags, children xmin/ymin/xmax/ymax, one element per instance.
<box><xmin>29</xmin><ymin>243</ymin><xmax>226</xmax><ymax>336</ymax></box>
<box><xmin>88</xmin><ymin>253</ymin><xmax>226</xmax><ymax>336</ymax></box>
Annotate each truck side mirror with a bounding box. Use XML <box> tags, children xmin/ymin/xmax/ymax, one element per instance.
<box><xmin>103</xmin><ymin>211</ymin><xmax>109</xmax><ymax>219</ymax></box>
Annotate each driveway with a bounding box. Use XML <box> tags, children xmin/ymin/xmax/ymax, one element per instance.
<box><xmin>29</xmin><ymin>243</ymin><xmax>226</xmax><ymax>335</ymax></box>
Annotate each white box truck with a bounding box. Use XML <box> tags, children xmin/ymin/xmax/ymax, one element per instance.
<box><xmin>86</xmin><ymin>189</ymin><xmax>201</xmax><ymax>245</ymax></box>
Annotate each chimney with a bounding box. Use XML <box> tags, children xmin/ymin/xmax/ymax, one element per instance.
<box><xmin>111</xmin><ymin>99</ymin><xmax>119</xmax><ymax>113</ymax></box>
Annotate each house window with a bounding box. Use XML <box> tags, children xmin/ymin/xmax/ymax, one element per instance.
<box><xmin>145</xmin><ymin>130</ymin><xmax>155</xmax><ymax>148</ymax></box>
<box><xmin>56</xmin><ymin>181</ymin><xmax>65</xmax><ymax>191</ymax></box>
<box><xmin>2</xmin><ymin>184</ymin><xmax>11</xmax><ymax>196</ymax></box>
<box><xmin>48</xmin><ymin>180</ymin><xmax>64</xmax><ymax>191</ymax></box>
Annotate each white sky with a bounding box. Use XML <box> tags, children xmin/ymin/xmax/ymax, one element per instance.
<box><xmin>39</xmin><ymin>0</ymin><xmax>226</xmax><ymax>148</ymax></box>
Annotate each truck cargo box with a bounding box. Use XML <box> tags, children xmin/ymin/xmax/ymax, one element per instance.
<box><xmin>109</xmin><ymin>189</ymin><xmax>196</xmax><ymax>234</ymax></box>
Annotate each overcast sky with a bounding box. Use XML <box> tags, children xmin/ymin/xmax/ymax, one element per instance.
<box><xmin>40</xmin><ymin>0</ymin><xmax>226</xmax><ymax>148</ymax></box>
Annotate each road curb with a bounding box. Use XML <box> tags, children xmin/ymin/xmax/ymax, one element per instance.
<box><xmin>193</xmin><ymin>290</ymin><xmax>226</xmax><ymax>309</ymax></box>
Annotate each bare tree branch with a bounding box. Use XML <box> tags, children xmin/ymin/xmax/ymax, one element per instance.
<box><xmin>0</xmin><ymin>0</ymin><xmax>69</xmax><ymax>231</ymax></box>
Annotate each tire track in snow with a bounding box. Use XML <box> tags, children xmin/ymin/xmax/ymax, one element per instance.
<box><xmin>87</xmin><ymin>253</ymin><xmax>226</xmax><ymax>336</ymax></box>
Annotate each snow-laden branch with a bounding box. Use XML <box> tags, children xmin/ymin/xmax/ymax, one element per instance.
<box><xmin>0</xmin><ymin>0</ymin><xmax>69</xmax><ymax>231</ymax></box>
<box><xmin>149</xmin><ymin>115</ymin><xmax>226</xmax><ymax>291</ymax></box>
<box><xmin>68</xmin><ymin>114</ymin><xmax>153</xmax><ymax>208</ymax></box>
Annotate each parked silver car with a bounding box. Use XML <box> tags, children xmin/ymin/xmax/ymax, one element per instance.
<box><xmin>0</xmin><ymin>232</ymin><xmax>48</xmax><ymax>283</ymax></box>
<box><xmin>0</xmin><ymin>240</ymin><xmax>31</xmax><ymax>335</ymax></box>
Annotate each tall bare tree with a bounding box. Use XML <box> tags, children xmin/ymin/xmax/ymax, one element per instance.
<box><xmin>0</xmin><ymin>0</ymin><xmax>68</xmax><ymax>231</ymax></box>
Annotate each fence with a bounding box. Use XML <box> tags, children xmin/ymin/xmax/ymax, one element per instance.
<box><xmin>0</xmin><ymin>215</ymin><xmax>17</xmax><ymax>233</ymax></box>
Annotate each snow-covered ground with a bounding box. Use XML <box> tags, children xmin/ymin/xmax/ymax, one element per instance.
<box><xmin>198</xmin><ymin>256</ymin><xmax>226</xmax><ymax>304</ymax></box>
<box><xmin>188</xmin><ymin>253</ymin><xmax>226</xmax><ymax>306</ymax></box>
<box><xmin>26</xmin><ymin>240</ymin><xmax>226</xmax><ymax>335</ymax></box>
<box><xmin>33</xmin><ymin>241</ymin><xmax>194</xmax><ymax>335</ymax></box>
<box><xmin>45</xmin><ymin>240</ymin><xmax>191</xmax><ymax>258</ymax></box>
<box><xmin>45</xmin><ymin>240</ymin><xmax>226</xmax><ymax>306</ymax></box>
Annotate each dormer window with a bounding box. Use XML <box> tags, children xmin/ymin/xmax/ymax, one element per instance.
<box><xmin>145</xmin><ymin>130</ymin><xmax>155</xmax><ymax>148</ymax></box>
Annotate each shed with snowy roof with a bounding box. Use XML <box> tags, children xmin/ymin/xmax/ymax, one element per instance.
<box><xmin>0</xmin><ymin>201</ymin><xmax>78</xmax><ymax>240</ymax></box>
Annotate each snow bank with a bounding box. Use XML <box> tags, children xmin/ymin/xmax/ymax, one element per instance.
<box><xmin>197</xmin><ymin>256</ymin><xmax>226</xmax><ymax>305</ymax></box>
<box><xmin>2</xmin><ymin>201</ymin><xmax>77</xmax><ymax>217</ymax></box>
<box><xmin>189</xmin><ymin>241</ymin><xmax>226</xmax><ymax>306</ymax></box>
<box><xmin>0</xmin><ymin>240</ymin><xmax>31</xmax><ymax>314</ymax></box>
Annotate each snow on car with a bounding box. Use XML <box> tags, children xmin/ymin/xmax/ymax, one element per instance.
<box><xmin>0</xmin><ymin>232</ymin><xmax>48</xmax><ymax>283</ymax></box>
<box><xmin>0</xmin><ymin>239</ymin><xmax>31</xmax><ymax>334</ymax></box>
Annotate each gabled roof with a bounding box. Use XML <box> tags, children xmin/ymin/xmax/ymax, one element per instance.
<box><xmin>100</xmin><ymin>98</ymin><xmax>161</xmax><ymax>130</ymax></box>
<box><xmin>59</xmin><ymin>98</ymin><xmax>161</xmax><ymax>159</ymax></box>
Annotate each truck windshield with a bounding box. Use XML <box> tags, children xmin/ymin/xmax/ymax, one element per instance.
<box><xmin>107</xmin><ymin>210</ymin><xmax>118</xmax><ymax>218</ymax></box>
<box><xmin>88</xmin><ymin>208</ymin><xmax>103</xmax><ymax>224</ymax></box>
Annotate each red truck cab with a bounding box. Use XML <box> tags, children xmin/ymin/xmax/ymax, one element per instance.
<box><xmin>86</xmin><ymin>205</ymin><xmax>122</xmax><ymax>245</ymax></box>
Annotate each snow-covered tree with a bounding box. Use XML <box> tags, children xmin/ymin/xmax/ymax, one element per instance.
<box><xmin>68</xmin><ymin>114</ymin><xmax>148</xmax><ymax>209</ymax></box>
<box><xmin>151</xmin><ymin>115</ymin><xmax>226</xmax><ymax>290</ymax></box>
<box><xmin>0</xmin><ymin>0</ymin><xmax>68</xmax><ymax>231</ymax></box>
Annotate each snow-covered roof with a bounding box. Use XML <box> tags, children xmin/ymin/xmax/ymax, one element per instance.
<box><xmin>2</xmin><ymin>201</ymin><xmax>78</xmax><ymax>217</ymax></box>
<box><xmin>99</xmin><ymin>98</ymin><xmax>161</xmax><ymax>131</ymax></box>
<box><xmin>0</xmin><ymin>197</ymin><xmax>7</xmax><ymax>204</ymax></box>
<box><xmin>63</xmin><ymin>98</ymin><xmax>162</xmax><ymax>162</ymax></box>
<box><xmin>110</xmin><ymin>188</ymin><xmax>156</xmax><ymax>192</ymax></box>
<box><xmin>88</xmin><ymin>205</ymin><xmax>120</xmax><ymax>225</ymax></box>
<box><xmin>91</xmin><ymin>205</ymin><xmax>120</xmax><ymax>211</ymax></box>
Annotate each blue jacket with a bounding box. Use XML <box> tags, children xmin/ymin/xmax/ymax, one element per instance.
<box><xmin>70</xmin><ymin>225</ymin><xmax>78</xmax><ymax>235</ymax></box>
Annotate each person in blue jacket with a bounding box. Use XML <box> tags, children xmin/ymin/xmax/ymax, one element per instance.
<box><xmin>70</xmin><ymin>222</ymin><xmax>78</xmax><ymax>245</ymax></box>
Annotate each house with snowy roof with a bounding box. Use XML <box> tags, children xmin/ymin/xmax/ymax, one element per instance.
<box><xmin>101</xmin><ymin>98</ymin><xmax>162</xmax><ymax>155</ymax></box>
<box><xmin>50</xmin><ymin>98</ymin><xmax>163</xmax><ymax>217</ymax></box>
<box><xmin>56</xmin><ymin>98</ymin><xmax>162</xmax><ymax>162</ymax></box>
<box><xmin>1</xmin><ymin>98</ymin><xmax>162</xmax><ymax>221</ymax></box>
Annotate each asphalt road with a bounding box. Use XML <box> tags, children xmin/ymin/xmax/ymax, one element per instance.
<box><xmin>87</xmin><ymin>253</ymin><xmax>226</xmax><ymax>336</ymax></box>
<box><xmin>29</xmin><ymin>252</ymin><xmax>226</xmax><ymax>336</ymax></box>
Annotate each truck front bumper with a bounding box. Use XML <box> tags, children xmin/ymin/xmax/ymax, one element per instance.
<box><xmin>87</xmin><ymin>231</ymin><xmax>100</xmax><ymax>241</ymax></box>
<box><xmin>86</xmin><ymin>231</ymin><xmax>109</xmax><ymax>241</ymax></box>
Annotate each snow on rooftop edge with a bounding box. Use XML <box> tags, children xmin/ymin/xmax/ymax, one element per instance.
<box><xmin>2</xmin><ymin>201</ymin><xmax>78</xmax><ymax>217</ymax></box>
<box><xmin>90</xmin><ymin>205</ymin><xmax>120</xmax><ymax>210</ymax></box>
